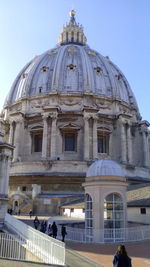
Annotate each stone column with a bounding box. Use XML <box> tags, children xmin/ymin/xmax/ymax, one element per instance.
<box><xmin>93</xmin><ymin>116</ymin><xmax>98</xmax><ymax>159</ymax></box>
<box><xmin>42</xmin><ymin>115</ymin><xmax>48</xmax><ymax>158</ymax></box>
<box><xmin>142</xmin><ymin>130</ymin><xmax>149</xmax><ymax>167</ymax></box>
<box><xmin>13</xmin><ymin>119</ymin><xmax>21</xmax><ymax>161</ymax></box>
<box><xmin>50</xmin><ymin>114</ymin><xmax>57</xmax><ymax>160</ymax></box>
<box><xmin>8</xmin><ymin>121</ymin><xmax>14</xmax><ymax>144</ymax></box>
<box><xmin>127</xmin><ymin>124</ymin><xmax>132</xmax><ymax>164</ymax></box>
<box><xmin>120</xmin><ymin>122</ymin><xmax>127</xmax><ymax>163</ymax></box>
<box><xmin>84</xmin><ymin>115</ymin><xmax>90</xmax><ymax>160</ymax></box>
<box><xmin>109</xmin><ymin>133</ymin><xmax>113</xmax><ymax>158</ymax></box>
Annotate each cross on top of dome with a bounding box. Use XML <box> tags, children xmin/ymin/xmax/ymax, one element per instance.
<box><xmin>58</xmin><ymin>10</ymin><xmax>87</xmax><ymax>45</ymax></box>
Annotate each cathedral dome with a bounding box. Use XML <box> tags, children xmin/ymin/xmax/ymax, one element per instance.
<box><xmin>4</xmin><ymin>11</ymin><xmax>138</xmax><ymax>112</ymax></box>
<box><xmin>86</xmin><ymin>159</ymin><xmax>125</xmax><ymax>177</ymax></box>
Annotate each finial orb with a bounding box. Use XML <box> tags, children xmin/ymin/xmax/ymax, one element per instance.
<box><xmin>69</xmin><ymin>10</ymin><xmax>76</xmax><ymax>17</ymax></box>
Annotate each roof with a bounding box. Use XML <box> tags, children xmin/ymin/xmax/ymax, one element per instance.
<box><xmin>127</xmin><ymin>183</ymin><xmax>150</xmax><ymax>207</ymax></box>
<box><xmin>60</xmin><ymin>183</ymin><xmax>150</xmax><ymax>208</ymax></box>
<box><xmin>4</xmin><ymin>12</ymin><xmax>138</xmax><ymax>112</ymax></box>
<box><xmin>86</xmin><ymin>159</ymin><xmax>125</xmax><ymax>177</ymax></box>
<box><xmin>61</xmin><ymin>197</ymin><xmax>84</xmax><ymax>209</ymax></box>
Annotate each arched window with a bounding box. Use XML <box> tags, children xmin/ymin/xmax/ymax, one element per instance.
<box><xmin>104</xmin><ymin>193</ymin><xmax>124</xmax><ymax>229</ymax></box>
<box><xmin>85</xmin><ymin>194</ymin><xmax>93</xmax><ymax>241</ymax></box>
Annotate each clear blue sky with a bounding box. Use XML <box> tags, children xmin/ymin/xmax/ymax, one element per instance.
<box><xmin>0</xmin><ymin>0</ymin><xmax>150</xmax><ymax>121</ymax></box>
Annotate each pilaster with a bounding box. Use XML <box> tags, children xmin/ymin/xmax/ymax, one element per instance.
<box><xmin>13</xmin><ymin>117</ymin><xmax>23</xmax><ymax>161</ymax></box>
<box><xmin>120</xmin><ymin>121</ymin><xmax>127</xmax><ymax>163</ymax></box>
<box><xmin>93</xmin><ymin>115</ymin><xmax>98</xmax><ymax>159</ymax></box>
<box><xmin>42</xmin><ymin>114</ymin><xmax>48</xmax><ymax>158</ymax></box>
<box><xmin>8</xmin><ymin>121</ymin><xmax>14</xmax><ymax>144</ymax></box>
<box><xmin>50</xmin><ymin>113</ymin><xmax>57</xmax><ymax>160</ymax></box>
<box><xmin>127</xmin><ymin>123</ymin><xmax>133</xmax><ymax>164</ymax></box>
<box><xmin>84</xmin><ymin>115</ymin><xmax>90</xmax><ymax>160</ymax></box>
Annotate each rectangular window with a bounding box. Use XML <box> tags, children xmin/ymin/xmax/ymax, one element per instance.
<box><xmin>98</xmin><ymin>135</ymin><xmax>107</xmax><ymax>153</ymax></box>
<box><xmin>140</xmin><ymin>208</ymin><xmax>146</xmax><ymax>214</ymax></box>
<box><xmin>34</xmin><ymin>134</ymin><xmax>42</xmax><ymax>152</ymax></box>
<box><xmin>22</xmin><ymin>186</ymin><xmax>27</xmax><ymax>192</ymax></box>
<box><xmin>65</xmin><ymin>133</ymin><xmax>76</xmax><ymax>151</ymax></box>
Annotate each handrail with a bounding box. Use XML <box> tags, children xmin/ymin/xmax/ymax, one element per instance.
<box><xmin>4</xmin><ymin>213</ymin><xmax>65</xmax><ymax>265</ymax></box>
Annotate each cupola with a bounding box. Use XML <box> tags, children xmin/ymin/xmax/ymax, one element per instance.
<box><xmin>58</xmin><ymin>10</ymin><xmax>87</xmax><ymax>45</ymax></box>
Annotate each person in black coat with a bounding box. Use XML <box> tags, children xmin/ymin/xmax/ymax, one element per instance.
<box><xmin>61</xmin><ymin>225</ymin><xmax>67</xmax><ymax>242</ymax></box>
<box><xmin>113</xmin><ymin>244</ymin><xmax>132</xmax><ymax>267</ymax></box>
<box><xmin>51</xmin><ymin>221</ymin><xmax>58</xmax><ymax>238</ymax></box>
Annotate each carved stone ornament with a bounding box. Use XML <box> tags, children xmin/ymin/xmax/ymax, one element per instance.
<box><xmin>68</xmin><ymin>46</ymin><xmax>76</xmax><ymax>53</ymax></box>
<box><xmin>84</xmin><ymin>114</ymin><xmax>91</xmax><ymax>120</ymax></box>
<box><xmin>59</xmin><ymin>99</ymin><xmax>81</xmax><ymax>106</ymax></box>
<box><xmin>48</xmin><ymin>49</ymin><xmax>57</xmax><ymax>55</ymax></box>
<box><xmin>59</xmin><ymin>122</ymin><xmax>80</xmax><ymax>131</ymax></box>
<box><xmin>95</xmin><ymin>101</ymin><xmax>111</xmax><ymax>110</ymax></box>
<box><xmin>88</xmin><ymin>50</ymin><xmax>96</xmax><ymax>56</ymax></box>
<box><xmin>49</xmin><ymin>113</ymin><xmax>57</xmax><ymax>120</ymax></box>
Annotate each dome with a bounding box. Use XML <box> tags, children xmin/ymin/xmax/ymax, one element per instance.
<box><xmin>4</xmin><ymin>11</ymin><xmax>138</xmax><ymax>112</ymax></box>
<box><xmin>86</xmin><ymin>159</ymin><xmax>125</xmax><ymax>177</ymax></box>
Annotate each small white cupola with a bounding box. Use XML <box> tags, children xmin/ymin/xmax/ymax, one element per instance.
<box><xmin>83</xmin><ymin>159</ymin><xmax>128</xmax><ymax>243</ymax></box>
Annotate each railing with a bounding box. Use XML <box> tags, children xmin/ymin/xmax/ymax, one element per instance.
<box><xmin>4</xmin><ymin>213</ymin><xmax>65</xmax><ymax>266</ymax></box>
<box><xmin>0</xmin><ymin>233</ymin><xmax>26</xmax><ymax>260</ymax></box>
<box><xmin>57</xmin><ymin>224</ymin><xmax>150</xmax><ymax>244</ymax></box>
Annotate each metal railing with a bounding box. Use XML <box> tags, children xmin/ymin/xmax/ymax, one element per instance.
<box><xmin>4</xmin><ymin>213</ymin><xmax>65</xmax><ymax>266</ymax></box>
<box><xmin>0</xmin><ymin>233</ymin><xmax>26</xmax><ymax>260</ymax></box>
<box><xmin>57</xmin><ymin>224</ymin><xmax>150</xmax><ymax>244</ymax></box>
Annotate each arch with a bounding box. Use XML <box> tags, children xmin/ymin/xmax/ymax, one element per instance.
<box><xmin>85</xmin><ymin>194</ymin><xmax>93</xmax><ymax>241</ymax></box>
<box><xmin>13</xmin><ymin>200</ymin><xmax>20</xmax><ymax>215</ymax></box>
<box><xmin>104</xmin><ymin>192</ymin><xmax>124</xmax><ymax>229</ymax></box>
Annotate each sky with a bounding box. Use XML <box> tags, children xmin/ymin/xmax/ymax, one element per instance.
<box><xmin>0</xmin><ymin>0</ymin><xmax>150</xmax><ymax>121</ymax></box>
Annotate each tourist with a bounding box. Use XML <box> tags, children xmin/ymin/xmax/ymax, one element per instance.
<box><xmin>33</xmin><ymin>216</ymin><xmax>40</xmax><ymax>230</ymax></box>
<box><xmin>40</xmin><ymin>220</ymin><xmax>47</xmax><ymax>233</ymax></box>
<box><xmin>61</xmin><ymin>225</ymin><xmax>67</xmax><ymax>242</ymax></box>
<box><xmin>47</xmin><ymin>224</ymin><xmax>52</xmax><ymax>236</ymax></box>
<box><xmin>113</xmin><ymin>244</ymin><xmax>132</xmax><ymax>267</ymax></box>
<box><xmin>51</xmin><ymin>221</ymin><xmax>57</xmax><ymax>238</ymax></box>
<box><xmin>29</xmin><ymin>209</ymin><xmax>32</xmax><ymax>218</ymax></box>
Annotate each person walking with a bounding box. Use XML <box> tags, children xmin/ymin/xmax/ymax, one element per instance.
<box><xmin>47</xmin><ymin>224</ymin><xmax>52</xmax><ymax>236</ymax></box>
<box><xmin>51</xmin><ymin>221</ymin><xmax>57</xmax><ymax>238</ymax></box>
<box><xmin>113</xmin><ymin>244</ymin><xmax>132</xmax><ymax>267</ymax></box>
<box><xmin>29</xmin><ymin>209</ymin><xmax>32</xmax><ymax>218</ymax></box>
<box><xmin>61</xmin><ymin>225</ymin><xmax>67</xmax><ymax>242</ymax></box>
<box><xmin>33</xmin><ymin>216</ymin><xmax>40</xmax><ymax>230</ymax></box>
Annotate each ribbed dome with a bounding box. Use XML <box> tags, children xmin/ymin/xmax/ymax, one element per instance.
<box><xmin>86</xmin><ymin>159</ymin><xmax>125</xmax><ymax>177</ymax></box>
<box><xmin>4</xmin><ymin>11</ymin><xmax>138</xmax><ymax>112</ymax></box>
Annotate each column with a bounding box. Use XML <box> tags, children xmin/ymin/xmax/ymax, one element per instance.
<box><xmin>120</xmin><ymin>122</ymin><xmax>127</xmax><ymax>163</ymax></box>
<box><xmin>50</xmin><ymin>114</ymin><xmax>57</xmax><ymax>160</ymax></box>
<box><xmin>42</xmin><ymin>115</ymin><xmax>48</xmax><ymax>158</ymax></box>
<box><xmin>127</xmin><ymin>124</ymin><xmax>133</xmax><ymax>164</ymax></box>
<box><xmin>109</xmin><ymin>133</ymin><xmax>113</xmax><ymax>158</ymax></box>
<box><xmin>84</xmin><ymin>115</ymin><xmax>90</xmax><ymax>160</ymax></box>
<box><xmin>8</xmin><ymin>121</ymin><xmax>14</xmax><ymax>144</ymax></box>
<box><xmin>13</xmin><ymin>119</ymin><xmax>21</xmax><ymax>161</ymax></box>
<box><xmin>93</xmin><ymin>116</ymin><xmax>97</xmax><ymax>159</ymax></box>
<box><xmin>142</xmin><ymin>130</ymin><xmax>149</xmax><ymax>167</ymax></box>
